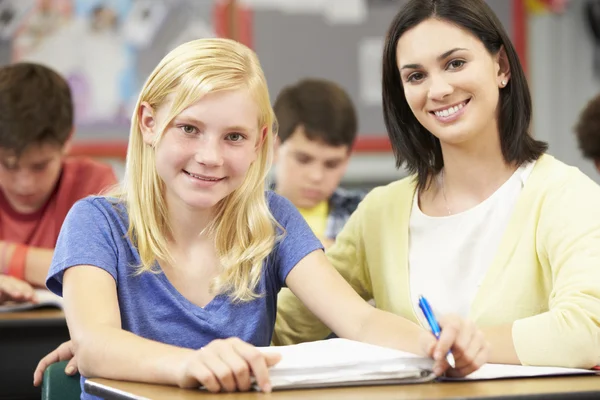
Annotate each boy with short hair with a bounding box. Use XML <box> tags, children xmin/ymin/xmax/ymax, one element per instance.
<box><xmin>575</xmin><ymin>93</ymin><xmax>600</xmax><ymax>174</ymax></box>
<box><xmin>273</xmin><ymin>78</ymin><xmax>364</xmax><ymax>248</ymax></box>
<box><xmin>0</xmin><ymin>62</ymin><xmax>117</xmax><ymax>299</ymax></box>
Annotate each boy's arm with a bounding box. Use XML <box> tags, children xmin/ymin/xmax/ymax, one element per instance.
<box><xmin>1</xmin><ymin>241</ymin><xmax>53</xmax><ymax>287</ymax></box>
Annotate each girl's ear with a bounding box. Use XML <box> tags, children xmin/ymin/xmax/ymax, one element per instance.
<box><xmin>496</xmin><ymin>45</ymin><xmax>511</xmax><ymax>88</ymax></box>
<box><xmin>255</xmin><ymin>125</ymin><xmax>268</xmax><ymax>151</ymax></box>
<box><xmin>139</xmin><ymin>102</ymin><xmax>158</xmax><ymax>146</ymax></box>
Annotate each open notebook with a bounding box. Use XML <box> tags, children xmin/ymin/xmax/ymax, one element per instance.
<box><xmin>255</xmin><ymin>339</ymin><xmax>595</xmax><ymax>391</ymax></box>
<box><xmin>0</xmin><ymin>289</ymin><xmax>63</xmax><ymax>312</ymax></box>
<box><xmin>257</xmin><ymin>339</ymin><xmax>436</xmax><ymax>390</ymax></box>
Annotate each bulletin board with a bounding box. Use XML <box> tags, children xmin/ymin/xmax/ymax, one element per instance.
<box><xmin>0</xmin><ymin>0</ymin><xmax>526</xmax><ymax>157</ymax></box>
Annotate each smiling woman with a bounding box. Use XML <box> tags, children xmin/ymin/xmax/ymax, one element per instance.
<box><xmin>274</xmin><ymin>0</ymin><xmax>600</xmax><ymax>370</ymax></box>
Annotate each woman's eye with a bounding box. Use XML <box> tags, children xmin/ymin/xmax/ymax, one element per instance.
<box><xmin>448</xmin><ymin>59</ymin><xmax>466</xmax><ymax>70</ymax></box>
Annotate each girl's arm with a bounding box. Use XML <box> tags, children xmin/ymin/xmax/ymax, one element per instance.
<box><xmin>286</xmin><ymin>250</ymin><xmax>488</xmax><ymax>377</ymax></box>
<box><xmin>63</xmin><ymin>265</ymin><xmax>279</xmax><ymax>392</ymax></box>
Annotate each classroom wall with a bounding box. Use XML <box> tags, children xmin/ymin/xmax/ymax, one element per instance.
<box><xmin>1</xmin><ymin>0</ymin><xmax>599</xmax><ymax>185</ymax></box>
<box><xmin>529</xmin><ymin>1</ymin><xmax>600</xmax><ymax>183</ymax></box>
<box><xmin>252</xmin><ymin>0</ymin><xmax>513</xmax><ymax>137</ymax></box>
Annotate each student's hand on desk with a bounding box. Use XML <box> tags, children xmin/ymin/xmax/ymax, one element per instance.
<box><xmin>421</xmin><ymin>314</ymin><xmax>489</xmax><ymax>377</ymax></box>
<box><xmin>177</xmin><ymin>337</ymin><xmax>281</xmax><ymax>393</ymax></box>
<box><xmin>33</xmin><ymin>340</ymin><xmax>78</xmax><ymax>387</ymax></box>
<box><xmin>0</xmin><ymin>275</ymin><xmax>36</xmax><ymax>304</ymax></box>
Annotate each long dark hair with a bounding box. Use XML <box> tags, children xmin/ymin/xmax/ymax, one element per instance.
<box><xmin>382</xmin><ymin>0</ymin><xmax>547</xmax><ymax>190</ymax></box>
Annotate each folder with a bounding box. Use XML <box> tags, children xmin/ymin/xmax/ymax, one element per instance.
<box><xmin>258</xmin><ymin>338</ymin><xmax>435</xmax><ymax>390</ymax></box>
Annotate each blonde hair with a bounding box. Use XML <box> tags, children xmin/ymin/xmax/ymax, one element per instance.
<box><xmin>118</xmin><ymin>38</ymin><xmax>277</xmax><ymax>302</ymax></box>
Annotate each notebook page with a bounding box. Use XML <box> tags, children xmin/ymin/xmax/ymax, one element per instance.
<box><xmin>446</xmin><ymin>363</ymin><xmax>595</xmax><ymax>381</ymax></box>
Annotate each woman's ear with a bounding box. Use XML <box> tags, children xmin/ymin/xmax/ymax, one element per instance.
<box><xmin>496</xmin><ymin>45</ymin><xmax>511</xmax><ymax>88</ymax></box>
<box><xmin>139</xmin><ymin>102</ymin><xmax>158</xmax><ymax>146</ymax></box>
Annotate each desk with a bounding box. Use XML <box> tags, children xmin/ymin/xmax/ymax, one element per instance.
<box><xmin>0</xmin><ymin>309</ymin><xmax>69</xmax><ymax>400</ymax></box>
<box><xmin>86</xmin><ymin>375</ymin><xmax>600</xmax><ymax>400</ymax></box>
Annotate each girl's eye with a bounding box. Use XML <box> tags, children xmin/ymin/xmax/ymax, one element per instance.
<box><xmin>227</xmin><ymin>133</ymin><xmax>244</xmax><ymax>142</ymax></box>
<box><xmin>181</xmin><ymin>125</ymin><xmax>197</xmax><ymax>134</ymax></box>
<box><xmin>448</xmin><ymin>59</ymin><xmax>466</xmax><ymax>70</ymax></box>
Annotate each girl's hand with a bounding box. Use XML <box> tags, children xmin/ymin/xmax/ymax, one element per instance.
<box><xmin>177</xmin><ymin>337</ymin><xmax>281</xmax><ymax>393</ymax></box>
<box><xmin>33</xmin><ymin>341</ymin><xmax>78</xmax><ymax>387</ymax></box>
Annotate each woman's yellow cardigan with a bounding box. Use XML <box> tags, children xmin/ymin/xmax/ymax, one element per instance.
<box><xmin>273</xmin><ymin>154</ymin><xmax>600</xmax><ymax>368</ymax></box>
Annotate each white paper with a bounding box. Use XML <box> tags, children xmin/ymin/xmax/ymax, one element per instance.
<box><xmin>448</xmin><ymin>363</ymin><xmax>595</xmax><ymax>381</ymax></box>
<box><xmin>324</xmin><ymin>0</ymin><xmax>367</xmax><ymax>24</ymax></box>
<box><xmin>358</xmin><ymin>37</ymin><xmax>385</xmax><ymax>106</ymax></box>
<box><xmin>239</xmin><ymin>0</ymin><xmax>321</xmax><ymax>13</ymax></box>
<box><xmin>240</xmin><ymin>0</ymin><xmax>367</xmax><ymax>23</ymax></box>
<box><xmin>259</xmin><ymin>339</ymin><xmax>435</xmax><ymax>389</ymax></box>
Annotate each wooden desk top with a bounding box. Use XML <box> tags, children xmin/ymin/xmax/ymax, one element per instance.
<box><xmin>0</xmin><ymin>308</ymin><xmax>65</xmax><ymax>327</ymax></box>
<box><xmin>86</xmin><ymin>375</ymin><xmax>600</xmax><ymax>400</ymax></box>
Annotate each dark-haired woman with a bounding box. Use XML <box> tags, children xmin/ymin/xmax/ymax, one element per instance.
<box><xmin>275</xmin><ymin>0</ymin><xmax>600</xmax><ymax>370</ymax></box>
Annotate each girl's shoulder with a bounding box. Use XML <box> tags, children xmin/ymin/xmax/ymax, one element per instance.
<box><xmin>69</xmin><ymin>195</ymin><xmax>130</xmax><ymax>229</ymax></box>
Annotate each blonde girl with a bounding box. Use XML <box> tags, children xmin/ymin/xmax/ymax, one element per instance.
<box><xmin>42</xmin><ymin>38</ymin><xmax>487</xmax><ymax>397</ymax></box>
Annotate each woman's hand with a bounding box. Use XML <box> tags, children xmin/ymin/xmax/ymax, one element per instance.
<box><xmin>177</xmin><ymin>337</ymin><xmax>281</xmax><ymax>393</ymax></box>
<box><xmin>420</xmin><ymin>314</ymin><xmax>489</xmax><ymax>377</ymax></box>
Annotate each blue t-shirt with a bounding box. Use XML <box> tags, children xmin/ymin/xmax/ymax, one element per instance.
<box><xmin>47</xmin><ymin>191</ymin><xmax>323</xmax><ymax>399</ymax></box>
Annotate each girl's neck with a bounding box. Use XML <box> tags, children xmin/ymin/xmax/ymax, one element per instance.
<box><xmin>165</xmin><ymin>196</ymin><xmax>217</xmax><ymax>249</ymax></box>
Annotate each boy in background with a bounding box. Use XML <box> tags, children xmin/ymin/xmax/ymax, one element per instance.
<box><xmin>575</xmin><ymin>93</ymin><xmax>600</xmax><ymax>174</ymax></box>
<box><xmin>272</xmin><ymin>78</ymin><xmax>365</xmax><ymax>248</ymax></box>
<box><xmin>0</xmin><ymin>62</ymin><xmax>117</xmax><ymax>301</ymax></box>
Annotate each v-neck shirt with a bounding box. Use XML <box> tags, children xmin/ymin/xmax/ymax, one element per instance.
<box><xmin>47</xmin><ymin>192</ymin><xmax>323</xmax><ymax>400</ymax></box>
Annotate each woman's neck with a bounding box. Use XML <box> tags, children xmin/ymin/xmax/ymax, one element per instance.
<box><xmin>420</xmin><ymin>130</ymin><xmax>518</xmax><ymax>216</ymax></box>
<box><xmin>441</xmin><ymin>145</ymin><xmax>515</xmax><ymax>202</ymax></box>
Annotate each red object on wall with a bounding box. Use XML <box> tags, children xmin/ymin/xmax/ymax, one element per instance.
<box><xmin>513</xmin><ymin>0</ymin><xmax>528</xmax><ymax>75</ymax></box>
<box><xmin>69</xmin><ymin>136</ymin><xmax>394</xmax><ymax>159</ymax></box>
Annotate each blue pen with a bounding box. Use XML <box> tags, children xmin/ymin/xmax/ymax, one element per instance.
<box><xmin>417</xmin><ymin>295</ymin><xmax>456</xmax><ymax>369</ymax></box>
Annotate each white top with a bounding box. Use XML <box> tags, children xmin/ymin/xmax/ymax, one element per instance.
<box><xmin>408</xmin><ymin>162</ymin><xmax>535</xmax><ymax>319</ymax></box>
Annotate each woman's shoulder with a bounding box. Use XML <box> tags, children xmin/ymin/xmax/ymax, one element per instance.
<box><xmin>359</xmin><ymin>175</ymin><xmax>417</xmax><ymax>212</ymax></box>
<box><xmin>530</xmin><ymin>154</ymin><xmax>600</xmax><ymax>195</ymax></box>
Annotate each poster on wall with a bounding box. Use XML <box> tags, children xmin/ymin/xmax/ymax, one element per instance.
<box><xmin>12</xmin><ymin>0</ymin><xmax>138</xmax><ymax>125</ymax></box>
<box><xmin>10</xmin><ymin>0</ymin><xmax>215</xmax><ymax>128</ymax></box>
